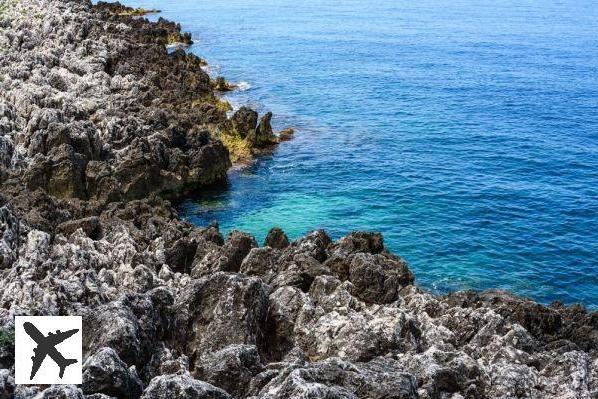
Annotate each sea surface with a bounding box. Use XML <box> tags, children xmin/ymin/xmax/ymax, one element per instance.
<box><xmin>120</xmin><ymin>0</ymin><xmax>598</xmax><ymax>308</ymax></box>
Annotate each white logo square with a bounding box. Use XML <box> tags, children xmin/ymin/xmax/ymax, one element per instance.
<box><xmin>15</xmin><ymin>316</ymin><xmax>82</xmax><ymax>385</ymax></box>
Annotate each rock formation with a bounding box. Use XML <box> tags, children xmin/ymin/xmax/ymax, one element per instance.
<box><xmin>0</xmin><ymin>0</ymin><xmax>596</xmax><ymax>398</ymax></box>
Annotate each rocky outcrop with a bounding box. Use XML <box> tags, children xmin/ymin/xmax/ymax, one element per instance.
<box><xmin>0</xmin><ymin>0</ymin><xmax>595</xmax><ymax>399</ymax></box>
<box><xmin>0</xmin><ymin>0</ymin><xmax>286</xmax><ymax>207</ymax></box>
<box><xmin>0</xmin><ymin>196</ymin><xmax>595</xmax><ymax>398</ymax></box>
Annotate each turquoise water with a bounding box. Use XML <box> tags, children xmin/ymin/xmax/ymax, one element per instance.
<box><xmin>122</xmin><ymin>0</ymin><xmax>598</xmax><ymax>308</ymax></box>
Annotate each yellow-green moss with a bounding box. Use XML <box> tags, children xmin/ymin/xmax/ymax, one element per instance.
<box><xmin>218</xmin><ymin>130</ymin><xmax>252</xmax><ymax>163</ymax></box>
<box><xmin>215</xmin><ymin>99</ymin><xmax>232</xmax><ymax>112</ymax></box>
<box><xmin>166</xmin><ymin>33</ymin><xmax>185</xmax><ymax>45</ymax></box>
<box><xmin>116</xmin><ymin>7</ymin><xmax>160</xmax><ymax>17</ymax></box>
<box><xmin>191</xmin><ymin>96</ymin><xmax>232</xmax><ymax>113</ymax></box>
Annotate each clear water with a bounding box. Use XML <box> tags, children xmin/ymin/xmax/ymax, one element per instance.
<box><xmin>121</xmin><ymin>0</ymin><xmax>598</xmax><ymax>308</ymax></box>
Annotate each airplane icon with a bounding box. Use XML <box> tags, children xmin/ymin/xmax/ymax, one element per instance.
<box><xmin>23</xmin><ymin>322</ymin><xmax>79</xmax><ymax>379</ymax></box>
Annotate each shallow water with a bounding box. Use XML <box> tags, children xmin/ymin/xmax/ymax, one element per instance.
<box><xmin>121</xmin><ymin>0</ymin><xmax>598</xmax><ymax>308</ymax></box>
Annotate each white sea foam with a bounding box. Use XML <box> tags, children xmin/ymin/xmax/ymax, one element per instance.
<box><xmin>235</xmin><ymin>81</ymin><xmax>252</xmax><ymax>91</ymax></box>
<box><xmin>165</xmin><ymin>42</ymin><xmax>189</xmax><ymax>52</ymax></box>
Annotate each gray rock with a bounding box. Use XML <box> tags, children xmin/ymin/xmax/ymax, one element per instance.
<box><xmin>140</xmin><ymin>374</ymin><xmax>230</xmax><ymax>399</ymax></box>
<box><xmin>32</xmin><ymin>385</ymin><xmax>85</xmax><ymax>399</ymax></box>
<box><xmin>195</xmin><ymin>344</ymin><xmax>263</xmax><ymax>397</ymax></box>
<box><xmin>0</xmin><ymin>0</ymin><xmax>595</xmax><ymax>398</ymax></box>
<box><xmin>191</xmin><ymin>231</ymin><xmax>257</xmax><ymax>277</ymax></box>
<box><xmin>0</xmin><ymin>206</ymin><xmax>20</xmax><ymax>270</ymax></box>
<box><xmin>172</xmin><ymin>273</ymin><xmax>269</xmax><ymax>368</ymax></box>
<box><xmin>82</xmin><ymin>347</ymin><xmax>143</xmax><ymax>399</ymax></box>
<box><xmin>0</xmin><ymin>369</ymin><xmax>15</xmax><ymax>399</ymax></box>
<box><xmin>249</xmin><ymin>357</ymin><xmax>418</xmax><ymax>399</ymax></box>
<box><xmin>345</xmin><ymin>252</ymin><xmax>414</xmax><ymax>304</ymax></box>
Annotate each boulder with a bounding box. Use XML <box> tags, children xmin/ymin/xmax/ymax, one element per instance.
<box><xmin>82</xmin><ymin>347</ymin><xmax>143</xmax><ymax>399</ymax></box>
<box><xmin>264</xmin><ymin>227</ymin><xmax>290</xmax><ymax>249</ymax></box>
<box><xmin>231</xmin><ymin>107</ymin><xmax>258</xmax><ymax>139</ymax></box>
<box><xmin>140</xmin><ymin>374</ymin><xmax>230</xmax><ymax>399</ymax></box>
<box><xmin>172</xmin><ymin>273</ymin><xmax>269</xmax><ymax>368</ymax></box>
<box><xmin>195</xmin><ymin>344</ymin><xmax>263</xmax><ymax>397</ymax></box>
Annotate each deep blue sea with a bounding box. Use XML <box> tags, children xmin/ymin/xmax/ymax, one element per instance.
<box><xmin>120</xmin><ymin>0</ymin><xmax>598</xmax><ymax>308</ymax></box>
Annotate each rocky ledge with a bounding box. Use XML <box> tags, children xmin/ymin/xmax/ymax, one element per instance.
<box><xmin>0</xmin><ymin>0</ymin><xmax>596</xmax><ymax>398</ymax></box>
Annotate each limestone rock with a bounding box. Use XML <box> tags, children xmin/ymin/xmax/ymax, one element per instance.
<box><xmin>140</xmin><ymin>374</ymin><xmax>230</xmax><ymax>399</ymax></box>
<box><xmin>82</xmin><ymin>347</ymin><xmax>143</xmax><ymax>399</ymax></box>
<box><xmin>195</xmin><ymin>344</ymin><xmax>263</xmax><ymax>398</ymax></box>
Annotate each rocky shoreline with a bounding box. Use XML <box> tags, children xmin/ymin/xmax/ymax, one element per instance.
<box><xmin>0</xmin><ymin>0</ymin><xmax>596</xmax><ymax>398</ymax></box>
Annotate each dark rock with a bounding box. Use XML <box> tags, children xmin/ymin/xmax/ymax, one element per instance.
<box><xmin>239</xmin><ymin>247</ymin><xmax>278</xmax><ymax>281</ymax></box>
<box><xmin>346</xmin><ymin>253</ymin><xmax>414</xmax><ymax>304</ymax></box>
<box><xmin>264</xmin><ymin>227</ymin><xmax>290</xmax><ymax>249</ymax></box>
<box><xmin>82</xmin><ymin>347</ymin><xmax>144</xmax><ymax>399</ymax></box>
<box><xmin>0</xmin><ymin>206</ymin><xmax>20</xmax><ymax>270</ymax></box>
<box><xmin>195</xmin><ymin>344</ymin><xmax>263</xmax><ymax>397</ymax></box>
<box><xmin>191</xmin><ymin>231</ymin><xmax>257</xmax><ymax>277</ymax></box>
<box><xmin>277</xmin><ymin>128</ymin><xmax>294</xmax><ymax>142</ymax></box>
<box><xmin>250</xmin><ymin>112</ymin><xmax>277</xmax><ymax>147</ymax></box>
<box><xmin>57</xmin><ymin>216</ymin><xmax>101</xmax><ymax>238</ymax></box>
<box><xmin>335</xmin><ymin>231</ymin><xmax>384</xmax><ymax>255</ymax></box>
<box><xmin>0</xmin><ymin>369</ymin><xmax>14</xmax><ymax>399</ymax></box>
<box><xmin>231</xmin><ymin>107</ymin><xmax>258</xmax><ymax>139</ymax></box>
<box><xmin>213</xmin><ymin>76</ymin><xmax>233</xmax><ymax>92</ymax></box>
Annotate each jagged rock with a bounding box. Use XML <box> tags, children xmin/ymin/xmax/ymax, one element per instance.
<box><xmin>195</xmin><ymin>344</ymin><xmax>263</xmax><ymax>397</ymax></box>
<box><xmin>345</xmin><ymin>252</ymin><xmax>414</xmax><ymax>304</ymax></box>
<box><xmin>172</xmin><ymin>273</ymin><xmax>269</xmax><ymax>370</ymax></box>
<box><xmin>0</xmin><ymin>369</ymin><xmax>14</xmax><ymax>399</ymax></box>
<box><xmin>231</xmin><ymin>107</ymin><xmax>258</xmax><ymax>139</ymax></box>
<box><xmin>0</xmin><ymin>206</ymin><xmax>20</xmax><ymax>270</ymax></box>
<box><xmin>191</xmin><ymin>231</ymin><xmax>257</xmax><ymax>277</ymax></box>
<box><xmin>57</xmin><ymin>216</ymin><xmax>101</xmax><ymax>239</ymax></box>
<box><xmin>82</xmin><ymin>347</ymin><xmax>143</xmax><ymax>399</ymax></box>
<box><xmin>248</xmin><ymin>357</ymin><xmax>419</xmax><ymax>399</ymax></box>
<box><xmin>277</xmin><ymin>128</ymin><xmax>294</xmax><ymax>142</ymax></box>
<box><xmin>141</xmin><ymin>374</ymin><xmax>230</xmax><ymax>399</ymax></box>
<box><xmin>144</xmin><ymin>347</ymin><xmax>189</xmax><ymax>382</ymax></box>
<box><xmin>250</xmin><ymin>112</ymin><xmax>277</xmax><ymax>147</ymax></box>
<box><xmin>31</xmin><ymin>385</ymin><xmax>85</xmax><ymax>399</ymax></box>
<box><xmin>240</xmin><ymin>247</ymin><xmax>278</xmax><ymax>281</ymax></box>
<box><xmin>0</xmin><ymin>327</ymin><xmax>15</xmax><ymax>369</ymax></box>
<box><xmin>82</xmin><ymin>295</ymin><xmax>166</xmax><ymax>372</ymax></box>
<box><xmin>213</xmin><ymin>76</ymin><xmax>233</xmax><ymax>92</ymax></box>
<box><xmin>264</xmin><ymin>227</ymin><xmax>290</xmax><ymax>249</ymax></box>
<box><xmin>334</xmin><ymin>231</ymin><xmax>384</xmax><ymax>255</ymax></box>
